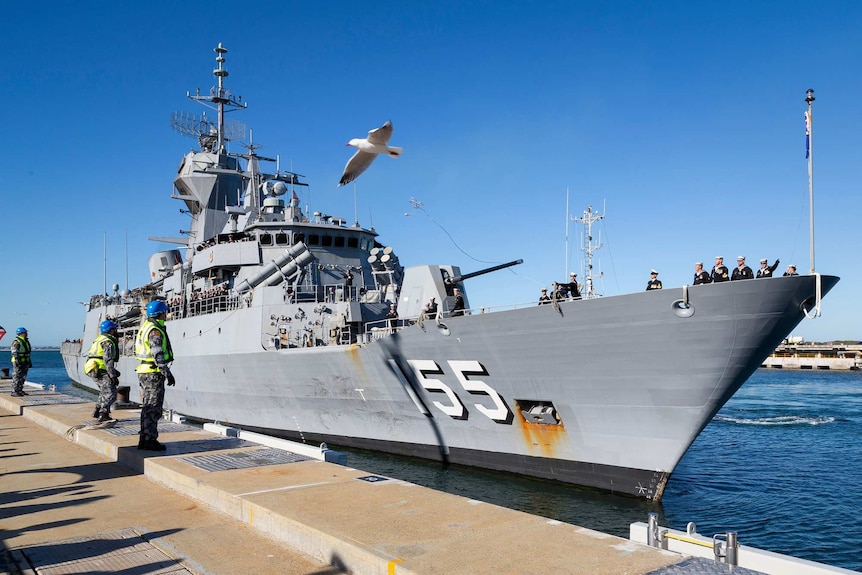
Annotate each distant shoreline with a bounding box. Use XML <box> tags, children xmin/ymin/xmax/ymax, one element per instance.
<box><xmin>0</xmin><ymin>347</ymin><xmax>61</xmax><ymax>351</ymax></box>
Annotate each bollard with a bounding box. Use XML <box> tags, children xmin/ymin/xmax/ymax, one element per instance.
<box><xmin>726</xmin><ymin>532</ymin><xmax>738</xmax><ymax>566</ymax></box>
<box><xmin>647</xmin><ymin>513</ymin><xmax>660</xmax><ymax>547</ymax></box>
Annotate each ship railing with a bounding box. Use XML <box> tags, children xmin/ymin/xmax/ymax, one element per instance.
<box><xmin>354</xmin><ymin>298</ymin><xmax>592</xmax><ymax>343</ymax></box>
<box><xmin>87</xmin><ymin>294</ymin><xmax>143</xmax><ymax>313</ymax></box>
<box><xmin>285</xmin><ymin>284</ymin><xmax>363</xmax><ymax>304</ymax></box>
<box><xmin>286</xmin><ymin>284</ymin><xmax>339</xmax><ymax>304</ymax></box>
<box><xmin>363</xmin><ymin>317</ymin><xmax>410</xmax><ymax>341</ymax></box>
<box><xmin>170</xmin><ymin>291</ymin><xmax>243</xmax><ymax>319</ymax></box>
<box><xmin>438</xmin><ymin>300</ymin><xmax>551</xmax><ymax>317</ymax></box>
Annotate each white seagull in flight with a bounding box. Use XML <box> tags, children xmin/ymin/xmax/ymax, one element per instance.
<box><xmin>338</xmin><ymin>121</ymin><xmax>402</xmax><ymax>186</ymax></box>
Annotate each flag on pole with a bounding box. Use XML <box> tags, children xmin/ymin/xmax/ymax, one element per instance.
<box><xmin>804</xmin><ymin>110</ymin><xmax>811</xmax><ymax>159</ymax></box>
<box><xmin>0</xmin><ymin>325</ymin><xmax>6</xmax><ymax>342</ymax></box>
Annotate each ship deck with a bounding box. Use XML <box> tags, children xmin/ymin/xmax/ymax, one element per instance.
<box><xmin>3</xmin><ymin>381</ymin><xmax>841</xmax><ymax>575</ymax></box>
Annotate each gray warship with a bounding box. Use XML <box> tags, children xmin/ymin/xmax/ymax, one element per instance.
<box><xmin>61</xmin><ymin>44</ymin><xmax>839</xmax><ymax>500</ymax></box>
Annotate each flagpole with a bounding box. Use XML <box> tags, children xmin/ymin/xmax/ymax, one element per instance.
<box><xmin>103</xmin><ymin>232</ymin><xmax>107</xmax><ymax>298</ymax></box>
<box><xmin>805</xmin><ymin>88</ymin><xmax>815</xmax><ymax>274</ymax></box>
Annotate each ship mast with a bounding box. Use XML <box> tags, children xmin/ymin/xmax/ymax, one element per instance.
<box><xmin>573</xmin><ymin>205</ymin><xmax>604</xmax><ymax>299</ymax></box>
<box><xmin>182</xmin><ymin>43</ymin><xmax>247</xmax><ymax>154</ymax></box>
<box><xmin>214</xmin><ymin>44</ymin><xmax>229</xmax><ymax>153</ymax></box>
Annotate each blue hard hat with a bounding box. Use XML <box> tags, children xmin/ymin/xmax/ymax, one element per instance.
<box><xmin>146</xmin><ymin>300</ymin><xmax>169</xmax><ymax>318</ymax></box>
<box><xmin>16</xmin><ymin>327</ymin><xmax>27</xmax><ymax>334</ymax></box>
<box><xmin>99</xmin><ymin>320</ymin><xmax>118</xmax><ymax>334</ymax></box>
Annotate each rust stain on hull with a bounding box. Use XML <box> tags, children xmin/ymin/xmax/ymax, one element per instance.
<box><xmin>514</xmin><ymin>403</ymin><xmax>567</xmax><ymax>458</ymax></box>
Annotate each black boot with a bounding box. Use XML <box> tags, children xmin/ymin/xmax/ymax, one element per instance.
<box><xmin>93</xmin><ymin>406</ymin><xmax>101</xmax><ymax>418</ymax></box>
<box><xmin>137</xmin><ymin>439</ymin><xmax>167</xmax><ymax>452</ymax></box>
<box><xmin>98</xmin><ymin>411</ymin><xmax>113</xmax><ymax>423</ymax></box>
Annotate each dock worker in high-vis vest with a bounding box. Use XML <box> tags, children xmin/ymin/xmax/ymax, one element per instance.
<box><xmin>10</xmin><ymin>327</ymin><xmax>32</xmax><ymax>397</ymax></box>
<box><xmin>134</xmin><ymin>301</ymin><xmax>175</xmax><ymax>451</ymax></box>
<box><xmin>85</xmin><ymin>320</ymin><xmax>121</xmax><ymax>422</ymax></box>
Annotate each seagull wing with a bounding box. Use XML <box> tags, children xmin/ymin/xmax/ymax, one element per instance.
<box><xmin>367</xmin><ymin>121</ymin><xmax>393</xmax><ymax>145</ymax></box>
<box><xmin>339</xmin><ymin>150</ymin><xmax>377</xmax><ymax>186</ymax></box>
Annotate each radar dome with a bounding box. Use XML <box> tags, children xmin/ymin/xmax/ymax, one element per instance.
<box><xmin>264</xmin><ymin>181</ymin><xmax>287</xmax><ymax>196</ymax></box>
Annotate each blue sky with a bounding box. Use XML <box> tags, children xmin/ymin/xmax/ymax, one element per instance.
<box><xmin>2</xmin><ymin>1</ymin><xmax>860</xmax><ymax>347</ymax></box>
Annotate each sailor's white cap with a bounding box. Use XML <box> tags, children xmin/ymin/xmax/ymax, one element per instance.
<box><xmin>696</xmin><ymin>262</ymin><xmax>703</xmax><ymax>266</ymax></box>
<box><xmin>737</xmin><ymin>256</ymin><xmax>745</xmax><ymax>260</ymax></box>
<box><xmin>715</xmin><ymin>255</ymin><xmax>723</xmax><ymax>260</ymax></box>
<box><xmin>760</xmin><ymin>258</ymin><xmax>767</xmax><ymax>263</ymax></box>
<box><xmin>650</xmin><ymin>269</ymin><xmax>658</xmax><ymax>274</ymax></box>
<box><xmin>570</xmin><ymin>272</ymin><xmax>577</xmax><ymax>277</ymax></box>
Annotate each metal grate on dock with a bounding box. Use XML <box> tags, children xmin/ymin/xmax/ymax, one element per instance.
<box><xmin>15</xmin><ymin>527</ymin><xmax>192</xmax><ymax>574</ymax></box>
<box><xmin>100</xmin><ymin>419</ymin><xmax>201</xmax><ymax>436</ymax></box>
<box><xmin>179</xmin><ymin>447</ymin><xmax>312</xmax><ymax>472</ymax></box>
<box><xmin>15</xmin><ymin>393</ymin><xmax>89</xmax><ymax>405</ymax></box>
<box><xmin>646</xmin><ymin>557</ymin><xmax>766</xmax><ymax>574</ymax></box>
<box><xmin>0</xmin><ymin>385</ymin><xmax>89</xmax><ymax>405</ymax></box>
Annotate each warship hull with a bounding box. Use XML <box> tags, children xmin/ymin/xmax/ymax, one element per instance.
<box><xmin>62</xmin><ymin>44</ymin><xmax>839</xmax><ymax>500</ymax></box>
<box><xmin>62</xmin><ymin>273</ymin><xmax>838</xmax><ymax>500</ymax></box>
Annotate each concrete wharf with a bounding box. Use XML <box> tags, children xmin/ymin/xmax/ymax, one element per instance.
<box><xmin>762</xmin><ymin>344</ymin><xmax>862</xmax><ymax>371</ymax></box>
<box><xmin>1</xmin><ymin>382</ymin><xmax>767</xmax><ymax>575</ymax></box>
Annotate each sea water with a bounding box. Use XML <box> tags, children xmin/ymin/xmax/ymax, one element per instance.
<box><xmin>18</xmin><ymin>351</ymin><xmax>862</xmax><ymax>571</ymax></box>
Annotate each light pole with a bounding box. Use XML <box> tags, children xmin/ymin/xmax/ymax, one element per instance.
<box><xmin>805</xmin><ymin>89</ymin><xmax>815</xmax><ymax>274</ymax></box>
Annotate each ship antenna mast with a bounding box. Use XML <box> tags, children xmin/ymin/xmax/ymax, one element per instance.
<box><xmin>213</xmin><ymin>44</ymin><xmax>229</xmax><ymax>153</ymax></box>
<box><xmin>573</xmin><ymin>204</ymin><xmax>604</xmax><ymax>299</ymax></box>
<box><xmin>179</xmin><ymin>43</ymin><xmax>248</xmax><ymax>153</ymax></box>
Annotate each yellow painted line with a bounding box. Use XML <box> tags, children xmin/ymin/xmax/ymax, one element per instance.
<box><xmin>664</xmin><ymin>532</ymin><xmax>713</xmax><ymax>548</ymax></box>
<box><xmin>387</xmin><ymin>558</ymin><xmax>404</xmax><ymax>574</ymax></box>
<box><xmin>249</xmin><ymin>506</ymin><xmax>254</xmax><ymax>525</ymax></box>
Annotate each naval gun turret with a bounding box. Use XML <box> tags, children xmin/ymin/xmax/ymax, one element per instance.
<box><xmin>444</xmin><ymin>259</ymin><xmax>524</xmax><ymax>287</ymax></box>
<box><xmin>397</xmin><ymin>259</ymin><xmax>524</xmax><ymax>318</ymax></box>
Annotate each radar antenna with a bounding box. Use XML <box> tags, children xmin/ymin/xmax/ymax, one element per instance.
<box><xmin>170</xmin><ymin>111</ymin><xmax>246</xmax><ymax>151</ymax></box>
<box><xmin>171</xmin><ymin>43</ymin><xmax>248</xmax><ymax>153</ymax></box>
<box><xmin>573</xmin><ymin>204</ymin><xmax>604</xmax><ymax>299</ymax></box>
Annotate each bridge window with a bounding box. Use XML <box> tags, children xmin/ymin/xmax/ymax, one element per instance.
<box><xmin>275</xmin><ymin>233</ymin><xmax>289</xmax><ymax>245</ymax></box>
<box><xmin>348</xmin><ymin>237</ymin><xmax>359</xmax><ymax>248</ymax></box>
<box><xmin>308</xmin><ymin>234</ymin><xmax>320</xmax><ymax>246</ymax></box>
<box><xmin>334</xmin><ymin>236</ymin><xmax>345</xmax><ymax>248</ymax></box>
<box><xmin>322</xmin><ymin>236</ymin><xmax>333</xmax><ymax>247</ymax></box>
<box><xmin>294</xmin><ymin>233</ymin><xmax>305</xmax><ymax>245</ymax></box>
<box><xmin>260</xmin><ymin>233</ymin><xmax>273</xmax><ymax>246</ymax></box>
